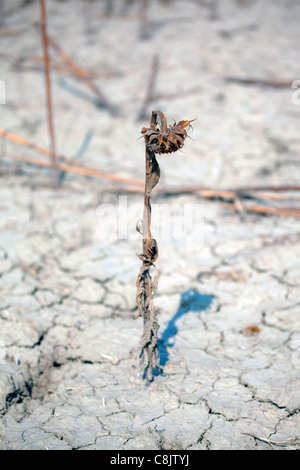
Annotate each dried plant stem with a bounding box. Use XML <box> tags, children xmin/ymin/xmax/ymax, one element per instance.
<box><xmin>242</xmin><ymin>432</ymin><xmax>300</xmax><ymax>448</ymax></box>
<box><xmin>139</xmin><ymin>0</ymin><xmax>150</xmax><ymax>39</ymax></box>
<box><xmin>2</xmin><ymin>123</ymin><xmax>300</xmax><ymax>220</ymax></box>
<box><xmin>40</xmin><ymin>0</ymin><xmax>58</xmax><ymax>185</ymax></box>
<box><xmin>10</xmin><ymin>53</ymin><xmax>119</xmax><ymax>79</ymax></box>
<box><xmin>2</xmin><ymin>125</ymin><xmax>300</xmax><ymax>219</ymax></box>
<box><xmin>47</xmin><ymin>36</ymin><xmax>118</xmax><ymax>115</ymax></box>
<box><xmin>3</xmin><ymin>152</ymin><xmax>144</xmax><ymax>187</ymax></box>
<box><xmin>222</xmin><ymin>201</ymin><xmax>300</xmax><ymax>218</ymax></box>
<box><xmin>0</xmin><ymin>128</ymin><xmax>144</xmax><ymax>186</ymax></box>
<box><xmin>136</xmin><ymin>54</ymin><xmax>159</xmax><ymax>121</ymax></box>
<box><xmin>0</xmin><ymin>1</ymin><xmax>4</xmax><ymax>27</ymax></box>
<box><xmin>0</xmin><ymin>26</ymin><xmax>27</xmax><ymax>36</ymax></box>
<box><xmin>136</xmin><ymin>110</ymin><xmax>196</xmax><ymax>383</ymax></box>
<box><xmin>121</xmin><ymin>183</ymin><xmax>300</xmax><ymax>196</ymax></box>
<box><xmin>136</xmin><ymin>112</ymin><xmax>164</xmax><ymax>384</ymax></box>
<box><xmin>143</xmin><ymin>154</ymin><xmax>152</xmax><ymax>240</ymax></box>
<box><xmin>136</xmin><ymin>143</ymin><xmax>160</xmax><ymax>384</ymax></box>
<box><xmin>3</xmin><ymin>127</ymin><xmax>300</xmax><ymax>194</ymax></box>
<box><xmin>226</xmin><ymin>77</ymin><xmax>292</xmax><ymax>88</ymax></box>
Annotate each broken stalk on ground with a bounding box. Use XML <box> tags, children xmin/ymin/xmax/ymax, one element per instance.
<box><xmin>2</xmin><ymin>128</ymin><xmax>300</xmax><ymax>218</ymax></box>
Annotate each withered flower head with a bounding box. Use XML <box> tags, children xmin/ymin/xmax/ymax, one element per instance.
<box><xmin>141</xmin><ymin>110</ymin><xmax>196</xmax><ymax>155</ymax></box>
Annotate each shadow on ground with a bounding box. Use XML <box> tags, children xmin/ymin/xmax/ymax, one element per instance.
<box><xmin>157</xmin><ymin>289</ymin><xmax>214</xmax><ymax>372</ymax></box>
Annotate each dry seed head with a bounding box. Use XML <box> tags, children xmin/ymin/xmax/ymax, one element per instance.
<box><xmin>141</xmin><ymin>111</ymin><xmax>196</xmax><ymax>155</ymax></box>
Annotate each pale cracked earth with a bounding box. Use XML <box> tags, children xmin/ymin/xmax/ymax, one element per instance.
<box><xmin>0</xmin><ymin>0</ymin><xmax>300</xmax><ymax>450</ymax></box>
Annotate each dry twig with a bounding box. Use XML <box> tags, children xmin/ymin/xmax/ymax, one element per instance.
<box><xmin>136</xmin><ymin>54</ymin><xmax>160</xmax><ymax>121</ymax></box>
<box><xmin>0</xmin><ymin>128</ymin><xmax>144</xmax><ymax>187</ymax></box>
<box><xmin>243</xmin><ymin>432</ymin><xmax>300</xmax><ymax>449</ymax></box>
<box><xmin>3</xmin><ymin>152</ymin><xmax>144</xmax><ymax>188</ymax></box>
<box><xmin>47</xmin><ymin>36</ymin><xmax>118</xmax><ymax>115</ymax></box>
<box><xmin>39</xmin><ymin>0</ymin><xmax>58</xmax><ymax>185</ymax></box>
<box><xmin>226</xmin><ymin>77</ymin><xmax>292</xmax><ymax>88</ymax></box>
<box><xmin>222</xmin><ymin>201</ymin><xmax>300</xmax><ymax>218</ymax></box>
<box><xmin>139</xmin><ymin>0</ymin><xmax>150</xmax><ymax>39</ymax></box>
<box><xmin>0</xmin><ymin>26</ymin><xmax>27</xmax><ymax>36</ymax></box>
<box><xmin>1</xmin><ymin>128</ymin><xmax>300</xmax><ymax>218</ymax></box>
<box><xmin>136</xmin><ymin>54</ymin><xmax>200</xmax><ymax>121</ymax></box>
<box><xmin>0</xmin><ymin>0</ymin><xmax>3</xmax><ymax>27</ymax></box>
<box><xmin>122</xmin><ymin>184</ymin><xmax>300</xmax><ymax>218</ymax></box>
<box><xmin>9</xmin><ymin>53</ymin><xmax>119</xmax><ymax>79</ymax></box>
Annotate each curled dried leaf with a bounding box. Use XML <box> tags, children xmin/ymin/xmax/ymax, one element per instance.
<box><xmin>135</xmin><ymin>238</ymin><xmax>158</xmax><ymax>322</ymax></box>
<box><xmin>143</xmin><ymin>238</ymin><xmax>159</xmax><ymax>264</ymax></box>
<box><xmin>146</xmin><ymin>151</ymin><xmax>160</xmax><ymax>195</ymax></box>
<box><xmin>136</xmin><ymin>238</ymin><xmax>158</xmax><ymax>265</ymax></box>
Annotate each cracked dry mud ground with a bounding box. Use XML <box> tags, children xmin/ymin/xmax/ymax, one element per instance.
<box><xmin>0</xmin><ymin>0</ymin><xmax>300</xmax><ymax>451</ymax></box>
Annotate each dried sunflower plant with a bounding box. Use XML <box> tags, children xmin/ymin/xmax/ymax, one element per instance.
<box><xmin>136</xmin><ymin>110</ymin><xmax>195</xmax><ymax>384</ymax></box>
